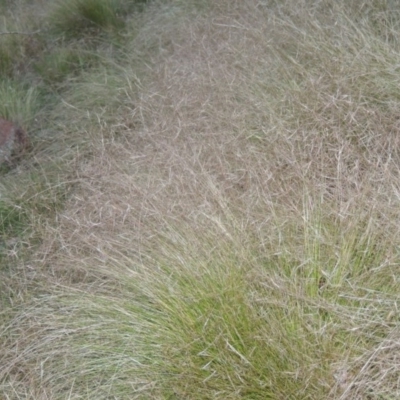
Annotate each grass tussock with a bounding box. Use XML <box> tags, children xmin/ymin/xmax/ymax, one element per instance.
<box><xmin>34</xmin><ymin>47</ymin><xmax>97</xmax><ymax>85</ymax></box>
<box><xmin>2</xmin><ymin>0</ymin><xmax>400</xmax><ymax>398</ymax></box>
<box><xmin>0</xmin><ymin>79</ymin><xmax>42</xmax><ymax>124</ymax></box>
<box><xmin>47</xmin><ymin>0</ymin><xmax>148</xmax><ymax>38</ymax></box>
<box><xmin>48</xmin><ymin>0</ymin><xmax>120</xmax><ymax>36</ymax></box>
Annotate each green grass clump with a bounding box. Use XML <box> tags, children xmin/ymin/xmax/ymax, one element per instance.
<box><xmin>0</xmin><ymin>79</ymin><xmax>43</xmax><ymax>125</ymax></box>
<box><xmin>48</xmin><ymin>0</ymin><xmax>130</xmax><ymax>38</ymax></box>
<box><xmin>34</xmin><ymin>47</ymin><xmax>97</xmax><ymax>85</ymax></box>
<box><xmin>0</xmin><ymin>200</ymin><xmax>28</xmax><ymax>244</ymax></box>
<box><xmin>2</xmin><ymin>211</ymin><xmax>398</xmax><ymax>398</ymax></box>
<box><xmin>0</xmin><ymin>38</ymin><xmax>17</xmax><ymax>77</ymax></box>
<box><xmin>0</xmin><ymin>34</ymin><xmax>43</xmax><ymax>78</ymax></box>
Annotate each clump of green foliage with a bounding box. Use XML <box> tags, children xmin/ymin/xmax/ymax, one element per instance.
<box><xmin>47</xmin><ymin>0</ymin><xmax>148</xmax><ymax>38</ymax></box>
<box><xmin>0</xmin><ymin>200</ymin><xmax>27</xmax><ymax>241</ymax></box>
<box><xmin>0</xmin><ymin>79</ymin><xmax>43</xmax><ymax>124</ymax></box>
<box><xmin>34</xmin><ymin>47</ymin><xmax>97</xmax><ymax>85</ymax></box>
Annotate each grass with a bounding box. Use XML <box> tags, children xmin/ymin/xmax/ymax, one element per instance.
<box><xmin>48</xmin><ymin>0</ymin><xmax>121</xmax><ymax>37</ymax></box>
<box><xmin>0</xmin><ymin>200</ymin><xmax>28</xmax><ymax>240</ymax></box>
<box><xmin>1</xmin><ymin>0</ymin><xmax>400</xmax><ymax>398</ymax></box>
<box><xmin>47</xmin><ymin>0</ymin><xmax>148</xmax><ymax>38</ymax></box>
<box><xmin>0</xmin><ymin>79</ymin><xmax>42</xmax><ymax>124</ymax></box>
<box><xmin>34</xmin><ymin>47</ymin><xmax>98</xmax><ymax>85</ymax></box>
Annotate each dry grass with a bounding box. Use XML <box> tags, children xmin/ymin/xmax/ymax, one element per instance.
<box><xmin>2</xmin><ymin>0</ymin><xmax>400</xmax><ymax>398</ymax></box>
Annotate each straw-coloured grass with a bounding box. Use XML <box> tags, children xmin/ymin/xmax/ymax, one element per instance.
<box><xmin>2</xmin><ymin>0</ymin><xmax>400</xmax><ymax>398</ymax></box>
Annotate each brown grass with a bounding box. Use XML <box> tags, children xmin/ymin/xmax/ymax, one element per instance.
<box><xmin>2</xmin><ymin>0</ymin><xmax>400</xmax><ymax>398</ymax></box>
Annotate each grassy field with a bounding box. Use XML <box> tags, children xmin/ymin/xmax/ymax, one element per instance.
<box><xmin>1</xmin><ymin>0</ymin><xmax>400</xmax><ymax>398</ymax></box>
